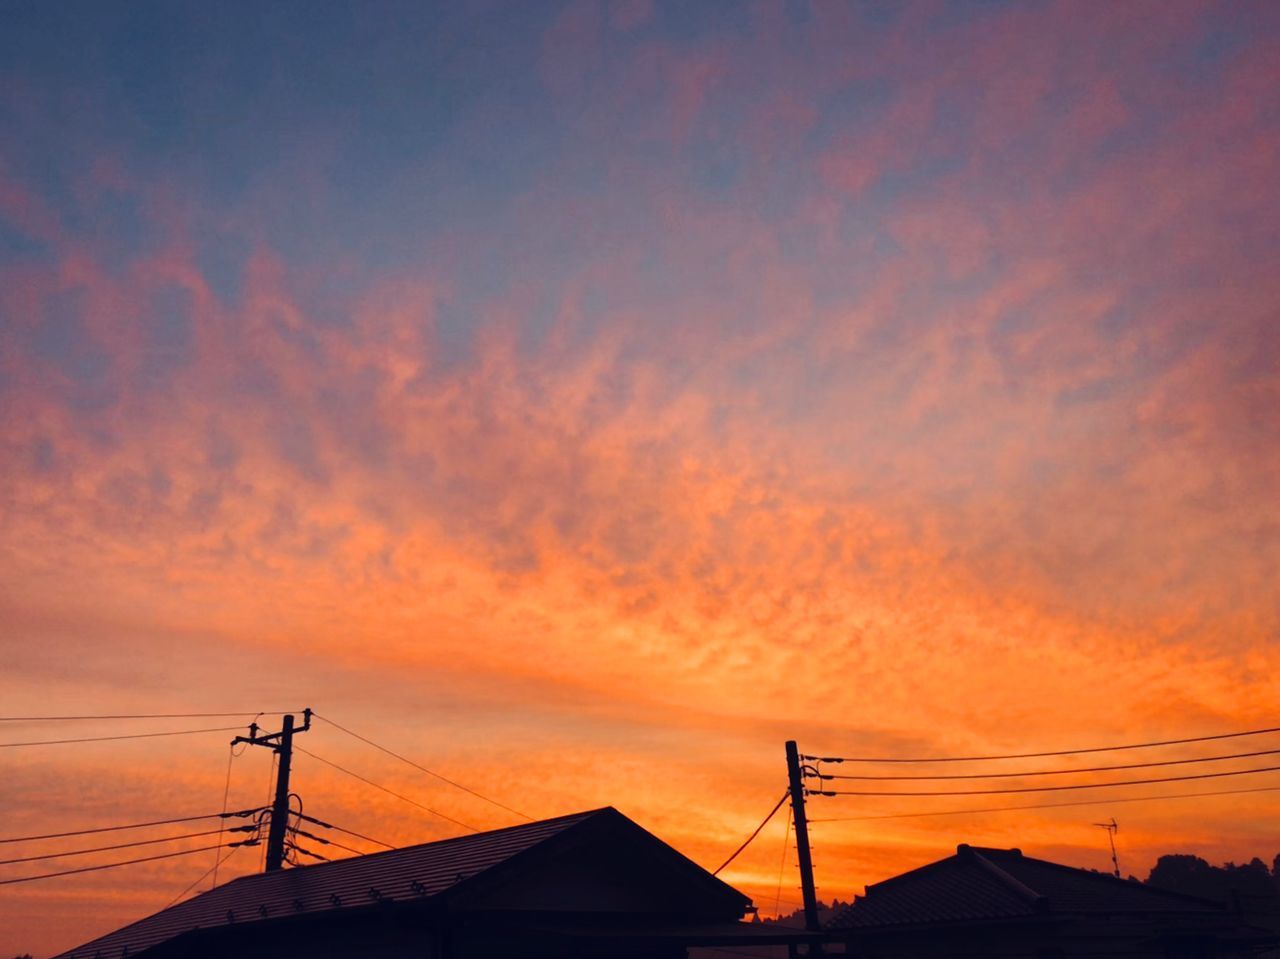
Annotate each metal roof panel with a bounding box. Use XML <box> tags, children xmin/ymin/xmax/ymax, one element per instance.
<box><xmin>55</xmin><ymin>808</ymin><xmax>603</xmax><ymax>959</ymax></box>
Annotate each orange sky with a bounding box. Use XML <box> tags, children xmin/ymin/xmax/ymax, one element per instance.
<box><xmin>2</xmin><ymin>2</ymin><xmax>1280</xmax><ymax>955</ymax></box>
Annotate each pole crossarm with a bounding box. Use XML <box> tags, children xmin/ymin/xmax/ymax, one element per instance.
<box><xmin>232</xmin><ymin>708</ymin><xmax>313</xmax><ymax>751</ymax></box>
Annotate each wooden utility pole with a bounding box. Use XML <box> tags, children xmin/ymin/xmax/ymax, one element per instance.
<box><xmin>785</xmin><ymin>740</ymin><xmax>821</xmax><ymax>933</ymax></box>
<box><xmin>234</xmin><ymin>708</ymin><xmax>311</xmax><ymax>872</ymax></box>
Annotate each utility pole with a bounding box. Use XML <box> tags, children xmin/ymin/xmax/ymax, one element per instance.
<box><xmin>234</xmin><ymin>709</ymin><xmax>312</xmax><ymax>871</ymax></box>
<box><xmin>785</xmin><ymin>740</ymin><xmax>821</xmax><ymax>934</ymax></box>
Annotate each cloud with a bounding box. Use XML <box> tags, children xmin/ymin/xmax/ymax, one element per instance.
<box><xmin>2</xmin><ymin>2</ymin><xmax>1279</xmax><ymax>952</ymax></box>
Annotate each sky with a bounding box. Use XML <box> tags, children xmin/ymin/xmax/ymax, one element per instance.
<box><xmin>2</xmin><ymin>0</ymin><xmax>1279</xmax><ymax>954</ymax></box>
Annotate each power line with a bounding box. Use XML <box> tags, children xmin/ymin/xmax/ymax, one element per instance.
<box><xmin>0</xmin><ymin>712</ymin><xmax>300</xmax><ymax>722</ymax></box>
<box><xmin>290</xmin><ymin>844</ymin><xmax>328</xmax><ymax>862</ymax></box>
<box><xmin>295</xmin><ymin>746</ymin><xmax>477</xmax><ymax>832</ymax></box>
<box><xmin>811</xmin><ymin>763</ymin><xmax>1280</xmax><ymax>797</ymax></box>
<box><xmin>801</xmin><ymin>724</ymin><xmax>1280</xmax><ymax>764</ymax></box>
<box><xmin>714</xmin><ymin>792</ymin><xmax>790</xmax><ymax>876</ymax></box>
<box><xmin>297</xmin><ymin>813</ymin><xmax>397</xmax><ymax>851</ymax></box>
<box><xmin>292</xmin><ymin>827</ymin><xmax>333</xmax><ymax>846</ymax></box>
<box><xmin>289</xmin><ymin>828</ymin><xmax>374</xmax><ymax>859</ymax></box>
<box><xmin>162</xmin><ymin>843</ymin><xmax>246</xmax><ymax>910</ymax></box>
<box><xmin>808</xmin><ymin>783</ymin><xmax>1280</xmax><ymax>822</ymax></box>
<box><xmin>0</xmin><ymin>841</ymin><xmax>256</xmax><ymax>886</ymax></box>
<box><xmin>313</xmin><ymin>713</ymin><xmax>532</xmax><ymax>821</ymax></box>
<box><xmin>0</xmin><ymin>808</ymin><xmax>264</xmax><ymax>845</ymax></box>
<box><xmin>0</xmin><ymin>825</ymin><xmax>255</xmax><ymax>865</ymax></box>
<box><xmin>773</xmin><ymin>806</ymin><xmax>792</xmax><ymax>919</ymax></box>
<box><xmin>311</xmin><ymin>835</ymin><xmax>367</xmax><ymax>857</ymax></box>
<box><xmin>0</xmin><ymin>726</ymin><xmax>246</xmax><ymax>748</ymax></box>
<box><xmin>212</xmin><ymin>742</ymin><xmax>238</xmax><ymax>889</ymax></box>
<box><xmin>814</xmin><ymin>746</ymin><xmax>1280</xmax><ymax>781</ymax></box>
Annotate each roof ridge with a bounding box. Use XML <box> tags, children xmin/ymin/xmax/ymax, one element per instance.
<box><xmin>979</xmin><ymin>847</ymin><xmax>1226</xmax><ymax>908</ymax></box>
<box><xmin>965</xmin><ymin>846</ymin><xmax>1050</xmax><ymax>910</ymax></box>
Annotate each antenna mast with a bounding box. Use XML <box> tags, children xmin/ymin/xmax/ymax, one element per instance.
<box><xmin>1092</xmin><ymin>817</ymin><xmax>1120</xmax><ymax>878</ymax></box>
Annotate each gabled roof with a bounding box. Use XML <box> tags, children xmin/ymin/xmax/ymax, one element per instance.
<box><xmin>57</xmin><ymin>807</ymin><xmax>748</xmax><ymax>959</ymax></box>
<box><xmin>829</xmin><ymin>844</ymin><xmax>1223</xmax><ymax>930</ymax></box>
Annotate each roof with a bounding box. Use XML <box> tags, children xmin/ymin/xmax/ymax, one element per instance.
<box><xmin>829</xmin><ymin>844</ymin><xmax>1224</xmax><ymax>930</ymax></box>
<box><xmin>57</xmin><ymin>807</ymin><xmax>748</xmax><ymax>959</ymax></box>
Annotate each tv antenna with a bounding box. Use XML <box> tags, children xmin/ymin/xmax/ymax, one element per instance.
<box><xmin>1092</xmin><ymin>817</ymin><xmax>1120</xmax><ymax>878</ymax></box>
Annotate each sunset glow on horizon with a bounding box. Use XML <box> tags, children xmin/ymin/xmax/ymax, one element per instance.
<box><xmin>2</xmin><ymin>1</ymin><xmax>1279</xmax><ymax>955</ymax></box>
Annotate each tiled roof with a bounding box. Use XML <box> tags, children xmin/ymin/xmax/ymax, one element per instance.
<box><xmin>978</xmin><ymin>846</ymin><xmax>1220</xmax><ymax>914</ymax></box>
<box><xmin>829</xmin><ymin>844</ymin><xmax>1223</xmax><ymax>930</ymax></box>
<box><xmin>55</xmin><ymin>808</ymin><xmax>603</xmax><ymax>959</ymax></box>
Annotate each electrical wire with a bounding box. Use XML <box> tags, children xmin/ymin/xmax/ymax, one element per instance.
<box><xmin>0</xmin><ymin>712</ymin><xmax>301</xmax><ymax>722</ymax></box>
<box><xmin>295</xmin><ymin>746</ymin><xmax>477</xmax><ymax>832</ymax></box>
<box><xmin>212</xmin><ymin>741</ymin><xmax>238</xmax><ymax>888</ymax></box>
<box><xmin>801</xmin><ymin>723</ymin><xmax>1280</xmax><ymax>764</ymax></box>
<box><xmin>262</xmin><ymin>752</ymin><xmax>278</xmax><ymax>870</ymax></box>
<box><xmin>0</xmin><ymin>808</ymin><xmax>265</xmax><ymax>845</ymax></box>
<box><xmin>773</xmin><ymin>806</ymin><xmax>792</xmax><ymax>919</ymax></box>
<box><xmin>312</xmin><ymin>835</ymin><xmax>368</xmax><ymax>857</ymax></box>
<box><xmin>713</xmin><ymin>792</ymin><xmax>790</xmax><ymax>876</ymax></box>
<box><xmin>812</xmin><ymin>746</ymin><xmax>1280</xmax><ymax>781</ymax></box>
<box><xmin>313</xmin><ymin>713</ymin><xmax>532</xmax><ymax>821</ymax></box>
<box><xmin>287</xmin><ymin>823</ymin><xmax>372</xmax><ymax>857</ymax></box>
<box><xmin>0</xmin><ymin>841</ymin><xmax>255</xmax><ymax>886</ymax></box>
<box><xmin>811</xmin><ymin>762</ymin><xmax>1280</xmax><ymax>797</ymax></box>
<box><xmin>290</xmin><ymin>845</ymin><xmax>328</xmax><ymax>862</ymax></box>
<box><xmin>284</xmin><ymin>793</ymin><xmax>304</xmax><ymax>868</ymax></box>
<box><xmin>0</xmin><ymin>826</ymin><xmax>255</xmax><ymax>865</ymax></box>
<box><xmin>162</xmin><ymin>843</ymin><xmax>247</xmax><ymax>910</ymax></box>
<box><xmin>808</xmin><ymin>783</ymin><xmax>1280</xmax><ymax>822</ymax></box>
<box><xmin>0</xmin><ymin>726</ymin><xmax>246</xmax><ymax>748</ymax></box>
<box><xmin>296</xmin><ymin>813</ymin><xmax>397</xmax><ymax>850</ymax></box>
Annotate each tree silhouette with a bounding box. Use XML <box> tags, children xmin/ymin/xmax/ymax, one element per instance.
<box><xmin>1146</xmin><ymin>852</ymin><xmax>1279</xmax><ymax>906</ymax></box>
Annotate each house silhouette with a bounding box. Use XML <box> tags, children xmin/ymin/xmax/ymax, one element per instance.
<box><xmin>54</xmin><ymin>807</ymin><xmax>815</xmax><ymax>959</ymax></box>
<box><xmin>827</xmin><ymin>843</ymin><xmax>1276</xmax><ymax>958</ymax></box>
